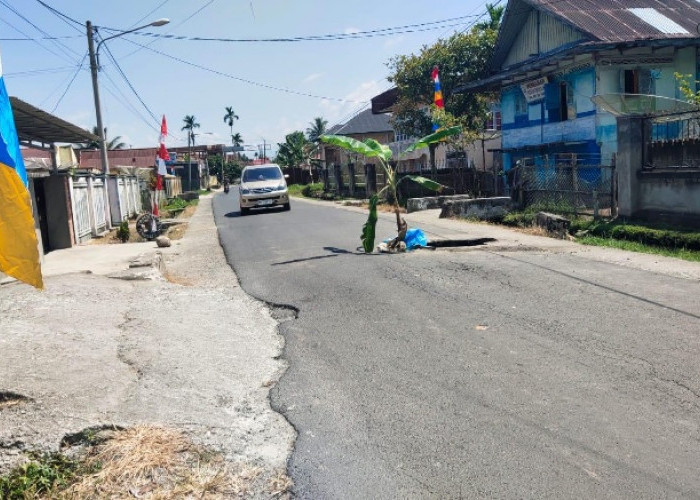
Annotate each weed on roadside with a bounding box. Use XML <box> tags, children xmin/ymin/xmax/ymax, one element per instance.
<box><xmin>1</xmin><ymin>426</ymin><xmax>291</xmax><ymax>499</ymax></box>
<box><xmin>0</xmin><ymin>451</ymin><xmax>96</xmax><ymax>499</ymax></box>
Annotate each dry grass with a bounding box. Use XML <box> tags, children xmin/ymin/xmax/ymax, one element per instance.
<box><xmin>60</xmin><ymin>425</ymin><xmax>275</xmax><ymax>499</ymax></box>
<box><xmin>266</xmin><ymin>471</ymin><xmax>293</xmax><ymax>498</ymax></box>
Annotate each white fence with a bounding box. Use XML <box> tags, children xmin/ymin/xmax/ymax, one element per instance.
<box><xmin>92</xmin><ymin>177</ymin><xmax>107</xmax><ymax>230</ymax></box>
<box><xmin>70</xmin><ymin>174</ymin><xmax>140</xmax><ymax>244</ymax></box>
<box><xmin>71</xmin><ymin>177</ymin><xmax>92</xmax><ymax>243</ymax></box>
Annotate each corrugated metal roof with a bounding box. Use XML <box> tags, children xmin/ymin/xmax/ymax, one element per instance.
<box><xmin>486</xmin><ymin>0</ymin><xmax>700</xmax><ymax>76</ymax></box>
<box><xmin>328</xmin><ymin>109</ymin><xmax>393</xmax><ymax>136</ymax></box>
<box><xmin>628</xmin><ymin>8</ymin><xmax>689</xmax><ymax>34</ymax></box>
<box><xmin>10</xmin><ymin>97</ymin><xmax>98</xmax><ymax>146</ymax></box>
<box><xmin>526</xmin><ymin>0</ymin><xmax>700</xmax><ymax>42</ymax></box>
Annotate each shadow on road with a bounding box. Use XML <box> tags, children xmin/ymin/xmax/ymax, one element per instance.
<box><xmin>271</xmin><ymin>246</ymin><xmax>370</xmax><ymax>266</ymax></box>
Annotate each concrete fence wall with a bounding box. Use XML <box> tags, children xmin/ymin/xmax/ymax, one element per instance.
<box><xmin>617</xmin><ymin>116</ymin><xmax>700</xmax><ymax>227</ymax></box>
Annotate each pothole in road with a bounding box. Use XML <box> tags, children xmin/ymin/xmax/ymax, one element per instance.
<box><xmin>426</xmin><ymin>237</ymin><xmax>496</xmax><ymax>248</ymax></box>
<box><xmin>267</xmin><ymin>302</ymin><xmax>299</xmax><ymax>322</ymax></box>
<box><xmin>0</xmin><ymin>391</ymin><xmax>30</xmax><ymax>410</ymax></box>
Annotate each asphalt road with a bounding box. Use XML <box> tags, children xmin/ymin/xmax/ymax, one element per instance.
<box><xmin>214</xmin><ymin>192</ymin><xmax>700</xmax><ymax>499</ymax></box>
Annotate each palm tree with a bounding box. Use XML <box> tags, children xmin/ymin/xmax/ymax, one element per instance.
<box><xmin>223</xmin><ymin>106</ymin><xmax>239</xmax><ymax>146</ymax></box>
<box><xmin>476</xmin><ymin>3</ymin><xmax>504</xmax><ymax>30</ymax></box>
<box><xmin>80</xmin><ymin>126</ymin><xmax>126</xmax><ymax>150</ymax></box>
<box><xmin>305</xmin><ymin>117</ymin><xmax>328</xmax><ymax>143</ymax></box>
<box><xmin>230</xmin><ymin>132</ymin><xmax>244</xmax><ymax>161</ymax></box>
<box><xmin>181</xmin><ymin>115</ymin><xmax>200</xmax><ymax>191</ymax></box>
<box><xmin>305</xmin><ymin>117</ymin><xmax>328</xmax><ymax>181</ymax></box>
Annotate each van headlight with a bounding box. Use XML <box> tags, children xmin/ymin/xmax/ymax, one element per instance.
<box><xmin>241</xmin><ymin>188</ymin><xmax>250</xmax><ymax>194</ymax></box>
<box><xmin>275</xmin><ymin>184</ymin><xmax>287</xmax><ymax>191</ymax></box>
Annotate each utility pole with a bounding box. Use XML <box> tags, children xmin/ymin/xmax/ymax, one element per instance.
<box><xmin>86</xmin><ymin>20</ymin><xmax>112</xmax><ymax>229</ymax></box>
<box><xmin>86</xmin><ymin>17</ymin><xmax>169</xmax><ymax>226</ymax></box>
<box><xmin>187</xmin><ymin>132</ymin><xmax>193</xmax><ymax>192</ymax></box>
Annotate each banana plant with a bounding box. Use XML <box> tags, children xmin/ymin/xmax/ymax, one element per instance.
<box><xmin>320</xmin><ymin>126</ymin><xmax>461</xmax><ymax>252</ymax></box>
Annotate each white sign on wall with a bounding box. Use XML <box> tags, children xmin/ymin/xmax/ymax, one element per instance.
<box><xmin>520</xmin><ymin>77</ymin><xmax>548</xmax><ymax>103</ymax></box>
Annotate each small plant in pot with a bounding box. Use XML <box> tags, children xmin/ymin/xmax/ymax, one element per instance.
<box><xmin>320</xmin><ymin>126</ymin><xmax>460</xmax><ymax>252</ymax></box>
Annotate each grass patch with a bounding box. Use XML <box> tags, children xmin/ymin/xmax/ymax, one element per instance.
<box><xmin>1</xmin><ymin>426</ymin><xmax>293</xmax><ymax>499</ymax></box>
<box><xmin>0</xmin><ymin>451</ymin><xmax>95</xmax><ymax>499</ymax></box>
<box><xmin>288</xmin><ymin>182</ymin><xmax>325</xmax><ymax>199</ymax></box>
<box><xmin>571</xmin><ymin>219</ymin><xmax>700</xmax><ymax>251</ymax></box>
<box><xmin>579</xmin><ymin>236</ymin><xmax>700</xmax><ymax>262</ymax></box>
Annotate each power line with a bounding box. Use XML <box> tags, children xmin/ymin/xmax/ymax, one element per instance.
<box><xmin>51</xmin><ymin>52</ymin><xmax>88</xmax><ymax>112</ymax></box>
<box><xmin>99</xmin><ymin>71</ymin><xmax>161</xmax><ymax>135</ymax></box>
<box><xmin>100</xmin><ymin>38</ymin><xmax>160</xmax><ymax>124</ymax></box>
<box><xmin>34</xmin><ymin>0</ymin><xmax>83</xmax><ymax>29</ymax></box>
<box><xmin>99</xmin><ymin>40</ymin><xmax>185</xmax><ymax>143</ymax></box>
<box><xmin>0</xmin><ymin>16</ymin><xmax>78</xmax><ymax>65</ymax></box>
<box><xmin>0</xmin><ymin>0</ymin><xmax>82</xmax><ymax>60</ymax></box>
<box><xmin>4</xmin><ymin>65</ymin><xmax>79</xmax><ymax>78</ymax></box>
<box><xmin>121</xmin><ymin>37</ymin><xmax>368</xmax><ymax>103</ymax></box>
<box><xmin>0</xmin><ymin>35</ymin><xmax>81</xmax><ymax>40</ymax></box>
<box><xmin>110</xmin><ymin>0</ymin><xmax>217</xmax><ymax>61</ymax></box>
<box><xmin>128</xmin><ymin>0</ymin><xmax>172</xmax><ymax>28</ymax></box>
<box><xmin>109</xmin><ymin>15</ymin><xmax>485</xmax><ymax>43</ymax></box>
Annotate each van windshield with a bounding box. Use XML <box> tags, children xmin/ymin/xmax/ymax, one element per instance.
<box><xmin>243</xmin><ymin>167</ymin><xmax>282</xmax><ymax>182</ymax></box>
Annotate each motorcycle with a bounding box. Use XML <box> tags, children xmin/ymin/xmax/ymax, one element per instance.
<box><xmin>223</xmin><ymin>180</ymin><xmax>230</xmax><ymax>194</ymax></box>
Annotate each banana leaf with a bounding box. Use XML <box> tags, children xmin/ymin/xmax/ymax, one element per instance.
<box><xmin>320</xmin><ymin>134</ymin><xmax>384</xmax><ymax>159</ymax></box>
<box><xmin>403</xmin><ymin>175</ymin><xmax>446</xmax><ymax>193</ymax></box>
<box><xmin>403</xmin><ymin>126</ymin><xmax>462</xmax><ymax>154</ymax></box>
<box><xmin>363</xmin><ymin>138</ymin><xmax>393</xmax><ymax>162</ymax></box>
<box><xmin>361</xmin><ymin>195</ymin><xmax>379</xmax><ymax>253</ymax></box>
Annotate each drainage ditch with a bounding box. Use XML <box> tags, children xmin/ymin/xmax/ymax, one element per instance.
<box><xmin>426</xmin><ymin>237</ymin><xmax>496</xmax><ymax>248</ymax></box>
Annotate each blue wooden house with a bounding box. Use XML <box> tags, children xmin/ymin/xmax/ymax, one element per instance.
<box><xmin>459</xmin><ymin>0</ymin><xmax>700</xmax><ymax>171</ymax></box>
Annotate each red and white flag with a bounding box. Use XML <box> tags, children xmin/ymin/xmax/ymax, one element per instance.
<box><xmin>157</xmin><ymin>115</ymin><xmax>168</xmax><ymax>175</ymax></box>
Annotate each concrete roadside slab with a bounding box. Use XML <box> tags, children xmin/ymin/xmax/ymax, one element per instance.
<box><xmin>0</xmin><ymin>194</ymin><xmax>295</xmax><ymax>494</ymax></box>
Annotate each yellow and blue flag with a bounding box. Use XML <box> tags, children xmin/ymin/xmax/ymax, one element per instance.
<box><xmin>0</xmin><ymin>52</ymin><xmax>43</xmax><ymax>289</ymax></box>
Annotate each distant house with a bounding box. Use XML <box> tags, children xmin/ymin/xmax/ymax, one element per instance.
<box><xmin>459</xmin><ymin>0</ymin><xmax>700</xmax><ymax>171</ymax></box>
<box><xmin>323</xmin><ymin>108</ymin><xmax>395</xmax><ymax>167</ymax></box>
<box><xmin>370</xmin><ymin>89</ymin><xmax>501</xmax><ymax>174</ymax></box>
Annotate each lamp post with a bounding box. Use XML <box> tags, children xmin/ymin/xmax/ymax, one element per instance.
<box><xmin>86</xmin><ymin>18</ymin><xmax>169</xmax><ymax>226</ymax></box>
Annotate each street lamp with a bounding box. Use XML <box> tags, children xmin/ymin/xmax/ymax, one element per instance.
<box><xmin>86</xmin><ymin>18</ymin><xmax>169</xmax><ymax>225</ymax></box>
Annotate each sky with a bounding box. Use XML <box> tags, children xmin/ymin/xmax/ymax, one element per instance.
<box><xmin>1</xmin><ymin>0</ymin><xmax>492</xmax><ymax>156</ymax></box>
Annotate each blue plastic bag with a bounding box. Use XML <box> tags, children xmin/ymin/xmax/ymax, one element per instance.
<box><xmin>404</xmin><ymin>228</ymin><xmax>427</xmax><ymax>250</ymax></box>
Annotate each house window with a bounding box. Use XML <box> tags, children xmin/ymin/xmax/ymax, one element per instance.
<box><xmin>515</xmin><ymin>89</ymin><xmax>528</xmax><ymax>117</ymax></box>
<box><xmin>545</xmin><ymin>80</ymin><xmax>576</xmax><ymax>122</ymax></box>
<box><xmin>485</xmin><ymin>110</ymin><xmax>502</xmax><ymax>131</ymax></box>
<box><xmin>623</xmin><ymin>69</ymin><xmax>655</xmax><ymax>94</ymax></box>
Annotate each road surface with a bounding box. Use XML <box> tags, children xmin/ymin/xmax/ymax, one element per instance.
<box><xmin>214</xmin><ymin>192</ymin><xmax>700</xmax><ymax>499</ymax></box>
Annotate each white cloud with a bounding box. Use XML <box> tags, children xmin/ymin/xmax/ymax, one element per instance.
<box><xmin>302</xmin><ymin>72</ymin><xmax>324</xmax><ymax>83</ymax></box>
<box><xmin>320</xmin><ymin>79</ymin><xmax>385</xmax><ymax>124</ymax></box>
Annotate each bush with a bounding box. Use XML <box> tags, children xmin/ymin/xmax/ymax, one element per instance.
<box><xmin>570</xmin><ymin>220</ymin><xmax>700</xmax><ymax>251</ymax></box>
<box><xmin>502</xmin><ymin>212</ymin><xmax>535</xmax><ymax>228</ymax></box>
<box><xmin>116</xmin><ymin>221</ymin><xmax>130</xmax><ymax>243</ymax></box>
<box><xmin>0</xmin><ymin>452</ymin><xmax>84</xmax><ymax>499</ymax></box>
<box><xmin>301</xmin><ymin>183</ymin><xmax>324</xmax><ymax>198</ymax></box>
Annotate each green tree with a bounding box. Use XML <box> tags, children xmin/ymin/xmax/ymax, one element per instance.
<box><xmin>387</xmin><ymin>3</ymin><xmax>502</xmax><ymax>173</ymax></box>
<box><xmin>80</xmin><ymin>126</ymin><xmax>126</xmax><ymax>150</ymax></box>
<box><xmin>306</xmin><ymin>117</ymin><xmax>328</xmax><ymax>143</ymax></box>
<box><xmin>275</xmin><ymin>131</ymin><xmax>310</xmax><ymax>169</ymax></box>
<box><xmin>223</xmin><ymin>106</ymin><xmax>239</xmax><ymax>146</ymax></box>
<box><xmin>181</xmin><ymin>115</ymin><xmax>200</xmax><ymax>190</ymax></box>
